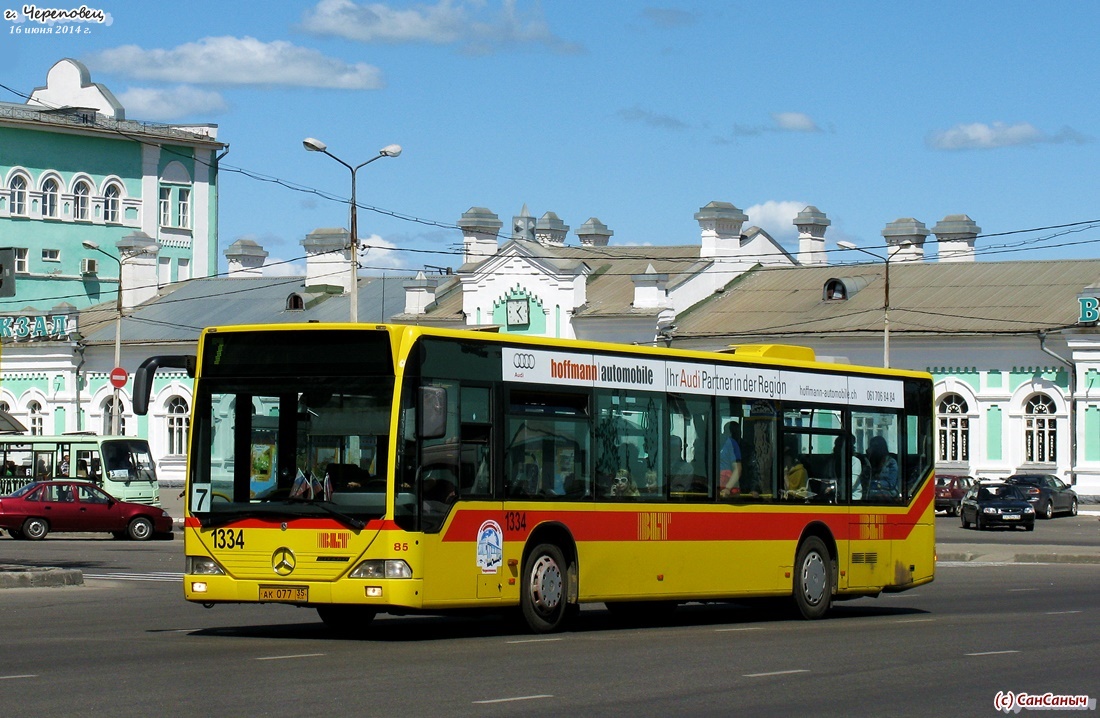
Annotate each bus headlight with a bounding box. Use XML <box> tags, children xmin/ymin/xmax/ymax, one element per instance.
<box><xmin>349</xmin><ymin>560</ymin><xmax>412</xmax><ymax>579</ymax></box>
<box><xmin>186</xmin><ymin>556</ymin><xmax>226</xmax><ymax>575</ymax></box>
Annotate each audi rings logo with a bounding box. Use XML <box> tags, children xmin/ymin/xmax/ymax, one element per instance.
<box><xmin>513</xmin><ymin>352</ymin><xmax>537</xmax><ymax>370</ymax></box>
<box><xmin>272</xmin><ymin>547</ymin><xmax>296</xmax><ymax>576</ymax></box>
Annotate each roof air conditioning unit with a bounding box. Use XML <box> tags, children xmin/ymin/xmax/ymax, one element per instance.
<box><xmin>81</xmin><ymin>258</ymin><xmax>98</xmax><ymax>275</ymax></box>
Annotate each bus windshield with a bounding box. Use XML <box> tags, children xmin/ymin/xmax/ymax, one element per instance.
<box><xmin>191</xmin><ymin>329</ymin><xmax>402</xmax><ymax>521</ymax></box>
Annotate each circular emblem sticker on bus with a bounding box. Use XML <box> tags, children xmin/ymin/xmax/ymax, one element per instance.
<box><xmin>272</xmin><ymin>547</ymin><xmax>296</xmax><ymax>576</ymax></box>
<box><xmin>476</xmin><ymin>520</ymin><xmax>503</xmax><ymax>574</ymax></box>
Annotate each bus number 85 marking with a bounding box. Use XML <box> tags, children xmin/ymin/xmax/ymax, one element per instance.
<box><xmin>211</xmin><ymin>528</ymin><xmax>245</xmax><ymax>550</ymax></box>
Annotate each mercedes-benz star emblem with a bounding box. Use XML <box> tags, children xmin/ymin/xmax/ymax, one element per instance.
<box><xmin>272</xmin><ymin>547</ymin><xmax>296</xmax><ymax>576</ymax></box>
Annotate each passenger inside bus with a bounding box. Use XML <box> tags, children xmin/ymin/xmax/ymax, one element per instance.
<box><xmin>719</xmin><ymin>421</ymin><xmax>742</xmax><ymax>497</ymax></box>
<box><xmin>866</xmin><ymin>436</ymin><xmax>900</xmax><ymax>498</ymax></box>
<box><xmin>783</xmin><ymin>436</ymin><xmax>808</xmax><ymax>499</ymax></box>
<box><xmin>609</xmin><ymin>468</ymin><xmax>640</xmax><ymax>498</ymax></box>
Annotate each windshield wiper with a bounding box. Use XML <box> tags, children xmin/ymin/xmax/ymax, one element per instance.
<box><xmin>197</xmin><ymin>503</ymin><xmax>366</xmax><ymax>531</ymax></box>
<box><xmin>283</xmin><ymin>497</ymin><xmax>366</xmax><ymax>531</ymax></box>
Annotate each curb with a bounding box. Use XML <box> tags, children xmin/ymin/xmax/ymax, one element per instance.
<box><xmin>938</xmin><ymin>551</ymin><xmax>1100</xmax><ymax>565</ymax></box>
<box><xmin>0</xmin><ymin>565</ymin><xmax>83</xmax><ymax>589</ymax></box>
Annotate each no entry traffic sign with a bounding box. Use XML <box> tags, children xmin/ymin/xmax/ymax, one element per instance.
<box><xmin>109</xmin><ymin>367</ymin><xmax>128</xmax><ymax>388</ymax></box>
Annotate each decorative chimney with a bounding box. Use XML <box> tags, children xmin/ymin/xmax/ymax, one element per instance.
<box><xmin>224</xmin><ymin>238</ymin><xmax>268</xmax><ymax>277</ymax></box>
<box><xmin>301</xmin><ymin>227</ymin><xmax>352</xmax><ymax>293</ymax></box>
<box><xmin>932</xmin><ymin>214</ymin><xmax>980</xmax><ymax>262</ymax></box>
<box><xmin>794</xmin><ymin>206</ymin><xmax>830</xmax><ymax>266</ymax></box>
<box><xmin>511</xmin><ymin>204</ymin><xmax>536</xmax><ymax>242</ymax></box>
<box><xmin>117</xmin><ymin>230</ymin><xmax>159</xmax><ymax>310</ymax></box>
<box><xmin>632</xmin><ymin>263</ymin><xmax>669</xmax><ymax>309</ymax></box>
<box><xmin>882</xmin><ymin>217</ymin><xmax>929</xmax><ymax>262</ymax></box>
<box><xmin>403</xmin><ymin>271</ymin><xmax>438</xmax><ymax>315</ymax></box>
<box><xmin>535</xmin><ymin>212</ymin><xmax>569</xmax><ymax>246</ymax></box>
<box><xmin>576</xmin><ymin>217</ymin><xmax>613</xmax><ymax>247</ymax></box>
<box><xmin>695</xmin><ymin>201</ymin><xmax>748</xmax><ymax>258</ymax></box>
<box><xmin>458</xmin><ymin>207</ymin><xmax>502</xmax><ymax>264</ymax></box>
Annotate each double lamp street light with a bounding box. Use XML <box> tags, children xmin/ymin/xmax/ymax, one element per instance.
<box><xmin>303</xmin><ymin>138</ymin><xmax>402</xmax><ymax>323</ymax></box>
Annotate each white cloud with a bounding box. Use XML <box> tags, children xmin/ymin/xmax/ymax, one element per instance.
<box><xmin>88</xmin><ymin>36</ymin><xmax>383</xmax><ymax>89</ymax></box>
<box><xmin>262</xmin><ymin>257</ymin><xmax>307</xmax><ymax>278</ymax></box>
<box><xmin>928</xmin><ymin>121</ymin><xmax>1090</xmax><ymax>150</ymax></box>
<box><xmin>745</xmin><ymin>200</ymin><xmax>806</xmax><ymax>244</ymax></box>
<box><xmin>358</xmin><ymin>234</ymin><xmax>408</xmax><ymax>272</ymax></box>
<box><xmin>116</xmin><ymin>86</ymin><xmax>228</xmax><ymax>121</ymax></box>
<box><xmin>300</xmin><ymin>0</ymin><xmax>582</xmax><ymax>54</ymax></box>
<box><xmin>771</xmin><ymin>112</ymin><xmax>820</xmax><ymax>133</ymax></box>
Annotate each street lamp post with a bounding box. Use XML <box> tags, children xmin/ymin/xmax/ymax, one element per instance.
<box><xmin>837</xmin><ymin>241</ymin><xmax>891</xmax><ymax>368</ymax></box>
<box><xmin>302</xmin><ymin>138</ymin><xmax>402</xmax><ymax>323</ymax></box>
<box><xmin>82</xmin><ymin>240</ymin><xmax>124</xmax><ymax>433</ymax></box>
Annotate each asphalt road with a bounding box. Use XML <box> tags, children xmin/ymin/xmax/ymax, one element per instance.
<box><xmin>1</xmin><ymin>518</ymin><xmax>1098</xmax><ymax>717</ymax></box>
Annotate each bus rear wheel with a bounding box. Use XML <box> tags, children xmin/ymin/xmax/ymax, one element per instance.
<box><xmin>316</xmin><ymin>605</ymin><xmax>377</xmax><ymax>635</ymax></box>
<box><xmin>793</xmin><ymin>537</ymin><xmax>833</xmax><ymax>620</ymax></box>
<box><xmin>521</xmin><ymin>543</ymin><xmax>570</xmax><ymax>633</ymax></box>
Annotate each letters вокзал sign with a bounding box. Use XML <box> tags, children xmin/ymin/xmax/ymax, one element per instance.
<box><xmin>0</xmin><ymin>314</ymin><xmax>75</xmax><ymax>341</ymax></box>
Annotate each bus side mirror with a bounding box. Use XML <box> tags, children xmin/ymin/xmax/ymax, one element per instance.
<box><xmin>133</xmin><ymin>355</ymin><xmax>196</xmax><ymax>415</ymax></box>
<box><xmin>418</xmin><ymin>386</ymin><xmax>447</xmax><ymax>439</ymax></box>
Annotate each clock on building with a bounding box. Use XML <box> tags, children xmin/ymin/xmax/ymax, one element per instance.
<box><xmin>506</xmin><ymin>298</ymin><xmax>529</xmax><ymax>326</ymax></box>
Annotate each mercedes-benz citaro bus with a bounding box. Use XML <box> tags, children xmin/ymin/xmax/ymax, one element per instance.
<box><xmin>134</xmin><ymin>323</ymin><xmax>935</xmax><ymax>634</ymax></box>
<box><xmin>0</xmin><ymin>434</ymin><xmax>160</xmax><ymax>505</ymax></box>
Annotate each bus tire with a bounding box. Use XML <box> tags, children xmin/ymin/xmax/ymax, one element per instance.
<box><xmin>316</xmin><ymin>605</ymin><xmax>377</xmax><ymax>635</ymax></box>
<box><xmin>128</xmin><ymin>516</ymin><xmax>154</xmax><ymax>541</ymax></box>
<box><xmin>521</xmin><ymin>543</ymin><xmax>570</xmax><ymax>633</ymax></box>
<box><xmin>792</xmin><ymin>537</ymin><xmax>832</xmax><ymax>620</ymax></box>
<box><xmin>23</xmin><ymin>517</ymin><xmax>49</xmax><ymax>541</ymax></box>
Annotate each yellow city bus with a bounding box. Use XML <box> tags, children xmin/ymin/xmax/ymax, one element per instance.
<box><xmin>134</xmin><ymin>323</ymin><xmax>935</xmax><ymax>633</ymax></box>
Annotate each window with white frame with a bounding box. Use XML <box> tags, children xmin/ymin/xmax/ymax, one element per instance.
<box><xmin>104</xmin><ymin>397</ymin><xmax>126</xmax><ymax>435</ymax></box>
<box><xmin>14</xmin><ymin>248</ymin><xmax>28</xmax><ymax>274</ymax></box>
<box><xmin>73</xmin><ymin>181</ymin><xmax>91</xmax><ymax>220</ymax></box>
<box><xmin>9</xmin><ymin>175</ymin><xmax>27</xmax><ymax>215</ymax></box>
<box><xmin>159</xmin><ymin>187</ymin><xmax>171</xmax><ymax>226</ymax></box>
<box><xmin>167</xmin><ymin>396</ymin><xmax>189</xmax><ymax>455</ymax></box>
<box><xmin>42</xmin><ymin>248</ymin><xmax>60</xmax><ymax>262</ymax></box>
<box><xmin>42</xmin><ymin>178</ymin><xmax>59</xmax><ymax>218</ymax></box>
<box><xmin>28</xmin><ymin>401</ymin><xmax>44</xmax><ymax>435</ymax></box>
<box><xmin>177</xmin><ymin>188</ymin><xmax>191</xmax><ymax>229</ymax></box>
<box><xmin>938</xmin><ymin>394</ymin><xmax>969</xmax><ymax>462</ymax></box>
<box><xmin>104</xmin><ymin>183</ymin><xmax>121</xmax><ymax>223</ymax></box>
<box><xmin>1024</xmin><ymin>394</ymin><xmax>1057</xmax><ymax>463</ymax></box>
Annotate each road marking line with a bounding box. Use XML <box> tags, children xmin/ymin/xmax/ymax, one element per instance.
<box><xmin>0</xmin><ymin>675</ymin><xmax>37</xmax><ymax>680</ymax></box>
<box><xmin>473</xmin><ymin>695</ymin><xmax>553</xmax><ymax>704</ymax></box>
<box><xmin>965</xmin><ymin>650</ymin><xmax>1020</xmax><ymax>656</ymax></box>
<box><xmin>716</xmin><ymin>627</ymin><xmax>764</xmax><ymax>632</ymax></box>
<box><xmin>506</xmin><ymin>637</ymin><xmax>563</xmax><ymax>644</ymax></box>
<box><xmin>255</xmin><ymin>653</ymin><xmax>326</xmax><ymax>661</ymax></box>
<box><xmin>743</xmin><ymin>669</ymin><xmax>810</xmax><ymax>678</ymax></box>
<box><xmin>1045</xmin><ymin>610</ymin><xmax>1082</xmax><ymax>615</ymax></box>
<box><xmin>894</xmin><ymin>618</ymin><xmax>935</xmax><ymax>624</ymax></box>
<box><xmin>1008</xmin><ymin>588</ymin><xmax>1039</xmax><ymax>592</ymax></box>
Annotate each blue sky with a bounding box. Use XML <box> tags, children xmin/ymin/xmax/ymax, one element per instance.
<box><xmin>3</xmin><ymin>1</ymin><xmax>1098</xmax><ymax>276</ymax></box>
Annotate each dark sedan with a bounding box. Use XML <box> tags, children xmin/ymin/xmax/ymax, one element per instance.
<box><xmin>960</xmin><ymin>483</ymin><xmax>1035</xmax><ymax>531</ymax></box>
<box><xmin>1004</xmin><ymin>474</ymin><xmax>1078</xmax><ymax>519</ymax></box>
<box><xmin>0</xmin><ymin>480</ymin><xmax>173</xmax><ymax>540</ymax></box>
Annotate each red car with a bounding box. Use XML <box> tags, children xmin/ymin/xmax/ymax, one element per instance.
<box><xmin>0</xmin><ymin>480</ymin><xmax>173</xmax><ymax>541</ymax></box>
<box><xmin>935</xmin><ymin>475</ymin><xmax>976</xmax><ymax>516</ymax></box>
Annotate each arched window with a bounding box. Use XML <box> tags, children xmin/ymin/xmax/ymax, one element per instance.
<box><xmin>28</xmin><ymin>400</ymin><xmax>44</xmax><ymax>436</ymax></box>
<box><xmin>104</xmin><ymin>183</ymin><xmax>121</xmax><ymax>223</ymax></box>
<box><xmin>9</xmin><ymin>175</ymin><xmax>27</xmax><ymax>215</ymax></box>
<box><xmin>73</xmin><ymin>180</ymin><xmax>91</xmax><ymax>220</ymax></box>
<box><xmin>1024</xmin><ymin>394</ymin><xmax>1057</xmax><ymax>463</ymax></box>
<box><xmin>42</xmin><ymin>178</ymin><xmax>59</xmax><ymax>218</ymax></box>
<box><xmin>0</xmin><ymin>401</ymin><xmax>9</xmax><ymax>412</ymax></box>
<box><xmin>938</xmin><ymin>394</ymin><xmax>969</xmax><ymax>462</ymax></box>
<box><xmin>286</xmin><ymin>293</ymin><xmax>304</xmax><ymax>311</ymax></box>
<box><xmin>104</xmin><ymin>397</ymin><xmax>126</xmax><ymax>435</ymax></box>
<box><xmin>167</xmin><ymin>396</ymin><xmax>189</xmax><ymax>455</ymax></box>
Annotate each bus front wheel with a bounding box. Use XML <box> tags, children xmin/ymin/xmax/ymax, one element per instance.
<box><xmin>793</xmin><ymin>537</ymin><xmax>833</xmax><ymax>620</ymax></box>
<box><xmin>521</xmin><ymin>543</ymin><xmax>570</xmax><ymax>633</ymax></box>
